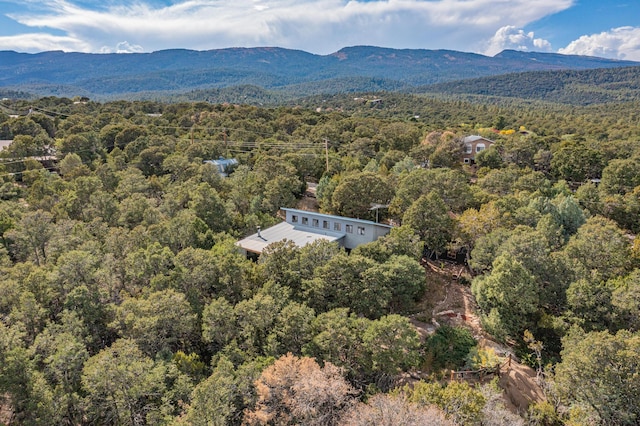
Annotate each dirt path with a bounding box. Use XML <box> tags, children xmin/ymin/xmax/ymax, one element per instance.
<box><xmin>411</xmin><ymin>260</ymin><xmax>545</xmax><ymax>414</ymax></box>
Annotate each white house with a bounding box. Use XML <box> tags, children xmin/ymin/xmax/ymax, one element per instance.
<box><xmin>236</xmin><ymin>208</ymin><xmax>393</xmax><ymax>255</ymax></box>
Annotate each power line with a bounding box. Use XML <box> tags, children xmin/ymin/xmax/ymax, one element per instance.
<box><xmin>0</xmin><ymin>164</ymin><xmax>59</xmax><ymax>180</ymax></box>
<box><xmin>0</xmin><ymin>136</ymin><xmax>329</xmax><ymax>170</ymax></box>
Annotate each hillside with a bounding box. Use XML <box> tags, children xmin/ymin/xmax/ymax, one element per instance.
<box><xmin>417</xmin><ymin>65</ymin><xmax>640</xmax><ymax>105</ymax></box>
<box><xmin>0</xmin><ymin>46</ymin><xmax>638</xmax><ymax>100</ymax></box>
<box><xmin>1</xmin><ymin>91</ymin><xmax>640</xmax><ymax>424</ymax></box>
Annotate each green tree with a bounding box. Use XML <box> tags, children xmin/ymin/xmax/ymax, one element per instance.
<box><xmin>477</xmin><ymin>166</ymin><xmax>525</xmax><ymax>196</ymax></box>
<box><xmin>303</xmin><ymin>308</ymin><xmax>370</xmax><ymax>380</ymax></box>
<box><xmin>599</xmin><ymin>158</ymin><xmax>640</xmax><ymax>195</ymax></box>
<box><xmin>610</xmin><ymin>269</ymin><xmax>640</xmax><ymax>332</ymax></box>
<box><xmin>261</xmin><ymin>174</ymin><xmax>302</xmax><ymax>214</ymax></box>
<box><xmin>4</xmin><ymin>134</ymin><xmax>49</xmax><ymax>158</ymax></box>
<box><xmin>405</xmin><ymin>380</ymin><xmax>486</xmax><ymax>425</ymax></box>
<box><xmin>188</xmin><ymin>183</ymin><xmax>231</xmax><ymax>233</ymax></box>
<box><xmin>57</xmin><ymin>133</ymin><xmax>102</xmax><ymax>163</ymax></box>
<box><xmin>258</xmin><ymin>239</ymin><xmax>301</xmax><ymax>290</ymax></box>
<box><xmin>234</xmin><ymin>292</ymin><xmax>282</xmax><ymax>355</ymax></box>
<box><xmin>202</xmin><ymin>296</ymin><xmax>237</xmax><ymax>353</ymax></box>
<box><xmin>375</xmin><ymin>122</ymin><xmax>421</xmax><ymax>152</ymax></box>
<box><xmin>377</xmin><ymin>225</ymin><xmax>424</xmax><ymax>260</ymax></box>
<box><xmin>428</xmin><ymin>137</ymin><xmax>464</xmax><ymax>169</ymax></box>
<box><xmin>0</xmin><ymin>323</ymin><xmax>56</xmax><ymax>425</ymax></box>
<box><xmin>362</xmin><ymin>314</ymin><xmax>421</xmax><ymax>376</ymax></box>
<box><xmin>551</xmin><ymin>138</ymin><xmax>604</xmax><ymax>183</ymax></box>
<box><xmin>267</xmin><ymin>301</ymin><xmax>316</xmax><ymax>356</ymax></box>
<box><xmin>389</xmin><ymin>168</ymin><xmax>472</xmax><ymax>217</ymax></box>
<box><xmin>6</xmin><ymin>209</ymin><xmax>55</xmax><ymax>266</ymax></box>
<box><xmin>475</xmin><ymin>146</ymin><xmax>504</xmax><ymax>169</ymax></box>
<box><xmin>123</xmin><ymin>242</ymin><xmax>175</xmax><ymax>292</ymax></box>
<box><xmin>361</xmin><ymin>255</ymin><xmax>425</xmax><ymax>314</ymax></box>
<box><xmin>316</xmin><ymin>173</ymin><xmax>340</xmax><ymax>212</ymax></box>
<box><xmin>454</xmin><ymin>202</ymin><xmax>504</xmax><ymax>266</ymax></box>
<box><xmin>303</xmin><ymin>253</ymin><xmax>379</xmax><ymax>317</ymax></box>
<box><xmin>403</xmin><ymin>191</ymin><xmax>454</xmax><ymax>256</ymax></box>
<box><xmin>562</xmin><ymin>216</ymin><xmax>633</xmax><ymax>282</ymax></box>
<box><xmin>114</xmin><ymin>125</ymin><xmax>147</xmax><ymax>150</ymax></box>
<box><xmin>180</xmin><ymin>357</ymin><xmax>237</xmax><ymax>426</ymax></box>
<box><xmin>424</xmin><ymin>325</ymin><xmax>477</xmax><ymax>372</ymax></box>
<box><xmin>554</xmin><ymin>328</ymin><xmax>640</xmax><ymax>425</ymax></box>
<box><xmin>291</xmin><ymin>240</ymin><xmax>343</xmax><ymax>296</ymax></box>
<box><xmin>32</xmin><ymin>325</ymin><xmax>89</xmax><ymax>424</ymax></box>
<box><xmin>331</xmin><ymin>171</ymin><xmax>393</xmax><ymax>219</ymax></box>
<box><xmin>81</xmin><ymin>338</ymin><xmax>168</xmax><ymax>425</ymax></box>
<box><xmin>168</xmin><ymin>247</ymin><xmax>225</xmax><ymax>312</ymax></box>
<box><xmin>471</xmin><ymin>254</ymin><xmax>540</xmax><ymax>339</ymax></box>
<box><xmin>553</xmin><ymin>194</ymin><xmax>586</xmax><ymax>238</ymax></box>
<box><xmin>111</xmin><ymin>289</ymin><xmax>197</xmax><ymax>357</ymax></box>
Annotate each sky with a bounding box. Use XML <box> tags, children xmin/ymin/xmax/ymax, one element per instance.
<box><xmin>0</xmin><ymin>0</ymin><xmax>639</xmax><ymax>60</ymax></box>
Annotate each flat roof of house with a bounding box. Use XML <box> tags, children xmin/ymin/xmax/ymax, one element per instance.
<box><xmin>281</xmin><ymin>208</ymin><xmax>392</xmax><ymax>228</ymax></box>
<box><xmin>236</xmin><ymin>221</ymin><xmax>345</xmax><ymax>254</ymax></box>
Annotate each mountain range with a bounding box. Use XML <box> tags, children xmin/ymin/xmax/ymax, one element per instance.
<box><xmin>1</xmin><ymin>46</ymin><xmax>639</xmax><ymax>101</ymax></box>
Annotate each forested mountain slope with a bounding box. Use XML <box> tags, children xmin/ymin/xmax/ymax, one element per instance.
<box><xmin>418</xmin><ymin>65</ymin><xmax>640</xmax><ymax>105</ymax></box>
<box><xmin>0</xmin><ymin>46</ymin><xmax>638</xmax><ymax>100</ymax></box>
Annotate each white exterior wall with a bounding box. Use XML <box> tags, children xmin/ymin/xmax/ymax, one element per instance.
<box><xmin>282</xmin><ymin>208</ymin><xmax>391</xmax><ymax>250</ymax></box>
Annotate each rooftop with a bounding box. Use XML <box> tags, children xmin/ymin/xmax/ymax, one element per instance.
<box><xmin>236</xmin><ymin>221</ymin><xmax>345</xmax><ymax>254</ymax></box>
<box><xmin>463</xmin><ymin>135</ymin><xmax>494</xmax><ymax>143</ymax></box>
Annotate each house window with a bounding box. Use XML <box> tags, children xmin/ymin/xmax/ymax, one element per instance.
<box><xmin>291</xmin><ymin>215</ymin><xmax>298</xmax><ymax>223</ymax></box>
<box><xmin>302</xmin><ymin>217</ymin><xmax>309</xmax><ymax>225</ymax></box>
<box><xmin>345</xmin><ymin>224</ymin><xmax>353</xmax><ymax>233</ymax></box>
<box><xmin>312</xmin><ymin>218</ymin><xmax>319</xmax><ymax>227</ymax></box>
<box><xmin>357</xmin><ymin>226</ymin><xmax>366</xmax><ymax>235</ymax></box>
<box><xmin>464</xmin><ymin>144</ymin><xmax>473</xmax><ymax>154</ymax></box>
<box><xmin>334</xmin><ymin>222</ymin><xmax>342</xmax><ymax>232</ymax></box>
<box><xmin>463</xmin><ymin>158</ymin><xmax>470</xmax><ymax>164</ymax></box>
<box><xmin>476</xmin><ymin>143</ymin><xmax>485</xmax><ymax>153</ymax></box>
<box><xmin>323</xmin><ymin>220</ymin><xmax>330</xmax><ymax>229</ymax></box>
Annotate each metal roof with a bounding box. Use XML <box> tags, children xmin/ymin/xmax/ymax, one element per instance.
<box><xmin>236</xmin><ymin>221</ymin><xmax>345</xmax><ymax>254</ymax></box>
<box><xmin>204</xmin><ymin>157</ymin><xmax>238</xmax><ymax>167</ymax></box>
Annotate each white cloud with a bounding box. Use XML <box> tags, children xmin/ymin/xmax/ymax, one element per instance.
<box><xmin>98</xmin><ymin>41</ymin><xmax>144</xmax><ymax>54</ymax></box>
<box><xmin>559</xmin><ymin>26</ymin><xmax>640</xmax><ymax>61</ymax></box>
<box><xmin>4</xmin><ymin>0</ymin><xmax>574</xmax><ymax>54</ymax></box>
<box><xmin>0</xmin><ymin>32</ymin><xmax>90</xmax><ymax>52</ymax></box>
<box><xmin>484</xmin><ymin>26</ymin><xmax>553</xmax><ymax>56</ymax></box>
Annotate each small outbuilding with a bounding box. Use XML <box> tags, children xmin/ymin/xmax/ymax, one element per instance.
<box><xmin>204</xmin><ymin>157</ymin><xmax>238</xmax><ymax>177</ymax></box>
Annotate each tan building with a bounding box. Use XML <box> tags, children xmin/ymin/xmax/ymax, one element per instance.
<box><xmin>462</xmin><ymin>135</ymin><xmax>494</xmax><ymax>164</ymax></box>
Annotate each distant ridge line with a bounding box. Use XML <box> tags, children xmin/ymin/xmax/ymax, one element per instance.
<box><xmin>1</xmin><ymin>46</ymin><xmax>638</xmax><ymax>100</ymax></box>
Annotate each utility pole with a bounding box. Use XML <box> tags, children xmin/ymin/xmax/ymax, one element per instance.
<box><xmin>223</xmin><ymin>128</ymin><xmax>228</xmax><ymax>157</ymax></box>
<box><xmin>323</xmin><ymin>138</ymin><xmax>329</xmax><ymax>172</ymax></box>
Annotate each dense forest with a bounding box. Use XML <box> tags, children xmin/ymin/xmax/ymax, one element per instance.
<box><xmin>417</xmin><ymin>66</ymin><xmax>640</xmax><ymax>106</ymax></box>
<box><xmin>0</xmin><ymin>93</ymin><xmax>639</xmax><ymax>425</ymax></box>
